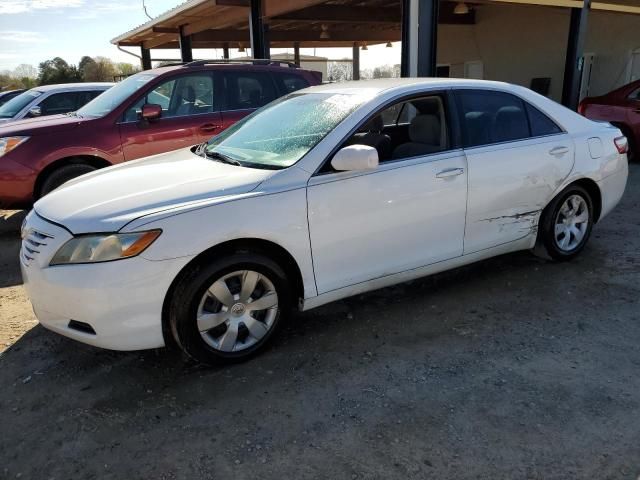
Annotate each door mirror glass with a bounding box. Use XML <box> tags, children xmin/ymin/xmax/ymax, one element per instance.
<box><xmin>141</xmin><ymin>104</ymin><xmax>162</xmax><ymax>121</ymax></box>
<box><xmin>331</xmin><ymin>145</ymin><xmax>378</xmax><ymax>172</ymax></box>
<box><xmin>27</xmin><ymin>106</ymin><xmax>41</xmax><ymax>117</ymax></box>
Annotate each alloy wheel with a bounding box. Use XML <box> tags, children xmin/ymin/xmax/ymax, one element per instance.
<box><xmin>554</xmin><ymin>194</ymin><xmax>589</xmax><ymax>252</ymax></box>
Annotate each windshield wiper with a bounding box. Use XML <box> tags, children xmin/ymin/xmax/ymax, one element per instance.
<box><xmin>202</xmin><ymin>148</ymin><xmax>243</xmax><ymax>167</ymax></box>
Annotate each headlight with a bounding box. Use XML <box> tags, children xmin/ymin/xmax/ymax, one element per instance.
<box><xmin>50</xmin><ymin>230</ymin><xmax>161</xmax><ymax>265</ymax></box>
<box><xmin>0</xmin><ymin>136</ymin><xmax>29</xmax><ymax>158</ymax></box>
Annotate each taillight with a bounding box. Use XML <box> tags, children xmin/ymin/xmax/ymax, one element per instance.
<box><xmin>577</xmin><ymin>101</ymin><xmax>586</xmax><ymax>115</ymax></box>
<box><xmin>614</xmin><ymin>136</ymin><xmax>628</xmax><ymax>154</ymax></box>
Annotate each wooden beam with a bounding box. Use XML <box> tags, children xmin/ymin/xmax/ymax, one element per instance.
<box><xmin>216</xmin><ymin>0</ymin><xmax>249</xmax><ymax>6</ymax></box>
<box><xmin>274</xmin><ymin>5</ymin><xmax>401</xmax><ymax>23</ymax></box>
<box><xmin>152</xmin><ymin>27</ymin><xmax>179</xmax><ymax>33</ymax></box>
<box><xmin>192</xmin><ymin>28</ymin><xmax>400</xmax><ymax>43</ymax></box>
<box><xmin>144</xmin><ymin>33</ymin><xmax>179</xmax><ymax>49</ymax></box>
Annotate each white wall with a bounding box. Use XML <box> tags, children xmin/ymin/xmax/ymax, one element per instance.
<box><xmin>436</xmin><ymin>3</ymin><xmax>640</xmax><ymax>101</ymax></box>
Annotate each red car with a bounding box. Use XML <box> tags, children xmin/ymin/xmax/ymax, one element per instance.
<box><xmin>579</xmin><ymin>79</ymin><xmax>640</xmax><ymax>160</ymax></box>
<box><xmin>0</xmin><ymin>61</ymin><xmax>321</xmax><ymax>208</ymax></box>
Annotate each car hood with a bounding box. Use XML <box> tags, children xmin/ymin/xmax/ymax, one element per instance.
<box><xmin>34</xmin><ymin>148</ymin><xmax>275</xmax><ymax>234</ymax></box>
<box><xmin>0</xmin><ymin>114</ymin><xmax>89</xmax><ymax>135</ymax></box>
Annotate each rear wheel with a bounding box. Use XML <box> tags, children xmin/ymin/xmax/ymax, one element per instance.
<box><xmin>169</xmin><ymin>252</ymin><xmax>292</xmax><ymax>365</ymax></box>
<box><xmin>538</xmin><ymin>185</ymin><xmax>594</xmax><ymax>261</ymax></box>
<box><xmin>39</xmin><ymin>164</ymin><xmax>97</xmax><ymax>198</ymax></box>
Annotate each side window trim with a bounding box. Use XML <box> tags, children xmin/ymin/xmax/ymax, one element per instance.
<box><xmin>312</xmin><ymin>89</ymin><xmax>460</xmax><ymax>177</ymax></box>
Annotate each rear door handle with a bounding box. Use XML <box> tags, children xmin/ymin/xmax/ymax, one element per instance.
<box><xmin>549</xmin><ymin>146</ymin><xmax>570</xmax><ymax>156</ymax></box>
<box><xmin>200</xmin><ymin>123</ymin><xmax>221</xmax><ymax>132</ymax></box>
<box><xmin>436</xmin><ymin>167</ymin><xmax>465</xmax><ymax>179</ymax></box>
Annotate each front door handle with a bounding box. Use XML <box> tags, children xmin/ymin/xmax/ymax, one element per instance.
<box><xmin>549</xmin><ymin>146</ymin><xmax>570</xmax><ymax>156</ymax></box>
<box><xmin>436</xmin><ymin>167</ymin><xmax>465</xmax><ymax>179</ymax></box>
<box><xmin>200</xmin><ymin>123</ymin><xmax>221</xmax><ymax>132</ymax></box>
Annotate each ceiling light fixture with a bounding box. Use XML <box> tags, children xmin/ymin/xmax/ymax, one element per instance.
<box><xmin>320</xmin><ymin>24</ymin><xmax>330</xmax><ymax>40</ymax></box>
<box><xmin>238</xmin><ymin>44</ymin><xmax>245</xmax><ymax>52</ymax></box>
<box><xmin>361</xmin><ymin>43</ymin><xmax>368</xmax><ymax>51</ymax></box>
<box><xmin>386</xmin><ymin>41</ymin><xmax>393</xmax><ymax>48</ymax></box>
<box><xmin>454</xmin><ymin>2</ymin><xmax>470</xmax><ymax>14</ymax></box>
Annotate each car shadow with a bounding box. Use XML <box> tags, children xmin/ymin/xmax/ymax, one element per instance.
<box><xmin>0</xmin><ymin>210</ymin><xmax>26</xmax><ymax>288</ymax></box>
<box><xmin>0</xmin><ymin>249</ymin><xmax>555</xmax><ymax>379</ymax></box>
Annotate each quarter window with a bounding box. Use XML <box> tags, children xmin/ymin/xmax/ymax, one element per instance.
<box><xmin>278</xmin><ymin>74</ymin><xmax>309</xmax><ymax>93</ymax></box>
<box><xmin>525</xmin><ymin>103</ymin><xmax>562</xmax><ymax>137</ymax></box>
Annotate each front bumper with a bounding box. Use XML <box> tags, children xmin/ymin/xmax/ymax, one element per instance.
<box><xmin>20</xmin><ymin>211</ymin><xmax>192</xmax><ymax>351</ymax></box>
<box><xmin>0</xmin><ymin>156</ymin><xmax>36</xmax><ymax>208</ymax></box>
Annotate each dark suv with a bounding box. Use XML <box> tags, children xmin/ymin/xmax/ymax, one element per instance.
<box><xmin>0</xmin><ymin>60</ymin><xmax>321</xmax><ymax>208</ymax></box>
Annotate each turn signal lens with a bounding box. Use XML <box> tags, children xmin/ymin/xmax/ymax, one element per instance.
<box><xmin>50</xmin><ymin>230</ymin><xmax>161</xmax><ymax>265</ymax></box>
<box><xmin>614</xmin><ymin>136</ymin><xmax>628</xmax><ymax>155</ymax></box>
<box><xmin>0</xmin><ymin>136</ymin><xmax>29</xmax><ymax>158</ymax></box>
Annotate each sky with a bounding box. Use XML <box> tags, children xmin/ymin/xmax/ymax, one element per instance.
<box><xmin>0</xmin><ymin>0</ymin><xmax>401</xmax><ymax>73</ymax></box>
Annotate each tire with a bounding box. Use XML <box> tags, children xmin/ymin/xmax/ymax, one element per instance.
<box><xmin>537</xmin><ymin>185</ymin><xmax>594</xmax><ymax>261</ymax></box>
<box><xmin>168</xmin><ymin>252</ymin><xmax>292</xmax><ymax>365</ymax></box>
<box><xmin>39</xmin><ymin>164</ymin><xmax>97</xmax><ymax>198</ymax></box>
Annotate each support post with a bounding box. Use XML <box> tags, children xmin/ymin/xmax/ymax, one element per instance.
<box><xmin>562</xmin><ymin>0</ymin><xmax>591</xmax><ymax>110</ymax></box>
<box><xmin>293</xmin><ymin>42</ymin><xmax>301</xmax><ymax>66</ymax></box>
<box><xmin>179</xmin><ymin>26</ymin><xmax>193</xmax><ymax>62</ymax></box>
<box><xmin>250</xmin><ymin>0</ymin><xmax>268</xmax><ymax>59</ymax></box>
<box><xmin>352</xmin><ymin>43</ymin><xmax>360</xmax><ymax>80</ymax></box>
<box><xmin>141</xmin><ymin>46</ymin><xmax>152</xmax><ymax>70</ymax></box>
<box><xmin>401</xmin><ymin>0</ymin><xmax>439</xmax><ymax>77</ymax></box>
<box><xmin>223</xmin><ymin>43</ymin><xmax>230</xmax><ymax>59</ymax></box>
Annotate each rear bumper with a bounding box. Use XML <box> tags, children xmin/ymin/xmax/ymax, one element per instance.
<box><xmin>597</xmin><ymin>160</ymin><xmax>628</xmax><ymax>221</ymax></box>
<box><xmin>0</xmin><ymin>156</ymin><xmax>35</xmax><ymax>208</ymax></box>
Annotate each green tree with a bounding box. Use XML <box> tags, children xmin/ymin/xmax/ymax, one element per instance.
<box><xmin>82</xmin><ymin>56</ymin><xmax>117</xmax><ymax>82</ymax></box>
<box><xmin>37</xmin><ymin>57</ymin><xmax>81</xmax><ymax>85</ymax></box>
<box><xmin>116</xmin><ymin>62</ymin><xmax>140</xmax><ymax>77</ymax></box>
<box><xmin>78</xmin><ymin>56</ymin><xmax>96</xmax><ymax>80</ymax></box>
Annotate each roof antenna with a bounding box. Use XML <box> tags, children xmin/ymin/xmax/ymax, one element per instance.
<box><xmin>142</xmin><ymin>0</ymin><xmax>153</xmax><ymax>20</ymax></box>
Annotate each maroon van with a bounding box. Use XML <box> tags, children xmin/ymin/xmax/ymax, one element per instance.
<box><xmin>0</xmin><ymin>60</ymin><xmax>321</xmax><ymax>208</ymax></box>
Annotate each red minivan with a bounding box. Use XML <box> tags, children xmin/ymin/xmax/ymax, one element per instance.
<box><xmin>0</xmin><ymin>61</ymin><xmax>321</xmax><ymax>208</ymax></box>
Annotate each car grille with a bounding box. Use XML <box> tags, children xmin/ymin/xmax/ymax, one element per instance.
<box><xmin>21</xmin><ymin>228</ymin><xmax>55</xmax><ymax>267</ymax></box>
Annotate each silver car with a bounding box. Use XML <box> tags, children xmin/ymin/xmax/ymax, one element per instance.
<box><xmin>0</xmin><ymin>82</ymin><xmax>113</xmax><ymax>124</ymax></box>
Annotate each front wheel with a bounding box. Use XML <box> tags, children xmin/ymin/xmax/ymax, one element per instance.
<box><xmin>537</xmin><ymin>185</ymin><xmax>594</xmax><ymax>261</ymax></box>
<box><xmin>168</xmin><ymin>252</ymin><xmax>292</xmax><ymax>365</ymax></box>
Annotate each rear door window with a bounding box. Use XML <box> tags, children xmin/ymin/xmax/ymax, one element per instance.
<box><xmin>456</xmin><ymin>89</ymin><xmax>530</xmax><ymax>147</ymax></box>
<box><xmin>224</xmin><ymin>72</ymin><xmax>276</xmax><ymax>110</ymax></box>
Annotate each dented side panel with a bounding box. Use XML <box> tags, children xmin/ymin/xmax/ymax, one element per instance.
<box><xmin>463</xmin><ymin>134</ymin><xmax>574</xmax><ymax>254</ymax></box>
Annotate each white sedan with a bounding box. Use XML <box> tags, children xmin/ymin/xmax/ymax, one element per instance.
<box><xmin>20</xmin><ymin>78</ymin><xmax>628</xmax><ymax>364</ymax></box>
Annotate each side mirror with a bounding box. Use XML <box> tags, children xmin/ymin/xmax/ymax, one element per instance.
<box><xmin>141</xmin><ymin>104</ymin><xmax>162</xmax><ymax>121</ymax></box>
<box><xmin>27</xmin><ymin>106</ymin><xmax>41</xmax><ymax>117</ymax></box>
<box><xmin>331</xmin><ymin>144</ymin><xmax>379</xmax><ymax>172</ymax></box>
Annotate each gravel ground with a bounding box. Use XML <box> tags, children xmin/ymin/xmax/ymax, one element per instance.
<box><xmin>1</xmin><ymin>165</ymin><xmax>639</xmax><ymax>479</ymax></box>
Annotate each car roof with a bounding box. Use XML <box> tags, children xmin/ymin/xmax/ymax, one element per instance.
<box><xmin>304</xmin><ymin>78</ymin><xmax>516</xmax><ymax>96</ymax></box>
<box><xmin>32</xmin><ymin>82</ymin><xmax>114</xmax><ymax>93</ymax></box>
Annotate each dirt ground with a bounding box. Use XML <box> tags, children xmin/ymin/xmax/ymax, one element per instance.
<box><xmin>1</xmin><ymin>166</ymin><xmax>639</xmax><ymax>479</ymax></box>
